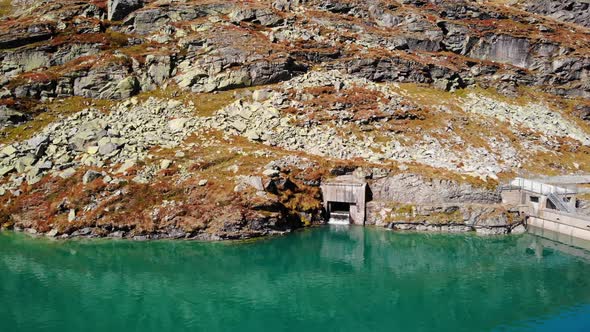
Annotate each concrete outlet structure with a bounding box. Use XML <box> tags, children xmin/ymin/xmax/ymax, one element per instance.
<box><xmin>320</xmin><ymin>175</ymin><xmax>368</xmax><ymax>225</ymax></box>
<box><xmin>501</xmin><ymin>177</ymin><xmax>590</xmax><ymax>242</ymax></box>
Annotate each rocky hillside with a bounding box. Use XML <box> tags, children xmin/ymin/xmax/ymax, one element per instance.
<box><xmin>0</xmin><ymin>0</ymin><xmax>589</xmax><ymax>239</ymax></box>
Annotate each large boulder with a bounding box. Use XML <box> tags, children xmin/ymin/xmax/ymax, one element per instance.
<box><xmin>0</xmin><ymin>106</ymin><xmax>28</xmax><ymax>127</ymax></box>
<box><xmin>108</xmin><ymin>0</ymin><xmax>144</xmax><ymax>21</ymax></box>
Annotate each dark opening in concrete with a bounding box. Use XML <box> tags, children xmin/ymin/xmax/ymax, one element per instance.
<box><xmin>321</xmin><ymin>175</ymin><xmax>368</xmax><ymax>225</ymax></box>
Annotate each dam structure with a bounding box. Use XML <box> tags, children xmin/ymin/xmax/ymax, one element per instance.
<box><xmin>501</xmin><ymin>177</ymin><xmax>590</xmax><ymax>242</ymax></box>
<box><xmin>319</xmin><ymin>173</ymin><xmax>590</xmax><ymax>246</ymax></box>
<box><xmin>320</xmin><ymin>175</ymin><xmax>368</xmax><ymax>225</ymax></box>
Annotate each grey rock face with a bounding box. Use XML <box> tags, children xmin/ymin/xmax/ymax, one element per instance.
<box><xmin>0</xmin><ymin>22</ymin><xmax>55</xmax><ymax>50</ymax></box>
<box><xmin>273</xmin><ymin>0</ymin><xmax>304</xmax><ymax>11</ymax></box>
<box><xmin>475</xmin><ymin>227</ymin><xmax>509</xmax><ymax>236</ymax></box>
<box><xmin>511</xmin><ymin>224</ymin><xmax>527</xmax><ymax>235</ymax></box>
<box><xmin>367</xmin><ymin>200</ymin><xmax>525</xmax><ymax>234</ymax></box>
<box><xmin>469</xmin><ymin>35</ymin><xmax>531</xmax><ymax>69</ymax></box>
<box><xmin>144</xmin><ymin>54</ymin><xmax>174</xmax><ymax>89</ymax></box>
<box><xmin>175</xmin><ymin>53</ymin><xmax>304</xmax><ymax>93</ymax></box>
<box><xmin>82</xmin><ymin>170</ymin><xmax>103</xmax><ymax>184</ymax></box>
<box><xmin>370</xmin><ymin>174</ymin><xmax>501</xmax><ymax>205</ymax></box>
<box><xmin>340</xmin><ymin>57</ymin><xmax>432</xmax><ymax>84</ymax></box>
<box><xmin>0</xmin><ymin>44</ymin><xmax>101</xmax><ymax>80</ymax></box>
<box><xmin>0</xmin><ymin>106</ymin><xmax>28</xmax><ymax>128</ymax></box>
<box><xmin>229</xmin><ymin>8</ymin><xmax>283</xmax><ymax>27</ymax></box>
<box><xmin>108</xmin><ymin>0</ymin><xmax>144</xmax><ymax>21</ymax></box>
<box><xmin>525</xmin><ymin>0</ymin><xmax>590</xmax><ymax>28</ymax></box>
<box><xmin>131</xmin><ymin>3</ymin><xmax>232</xmax><ymax>34</ymax></box>
<box><xmin>73</xmin><ymin>65</ymin><xmax>138</xmax><ymax>100</ymax></box>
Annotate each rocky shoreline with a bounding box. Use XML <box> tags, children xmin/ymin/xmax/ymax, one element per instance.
<box><xmin>5</xmin><ymin>225</ymin><xmax>294</xmax><ymax>241</ymax></box>
<box><xmin>385</xmin><ymin>222</ymin><xmax>526</xmax><ymax>236</ymax></box>
<box><xmin>3</xmin><ymin>219</ymin><xmax>528</xmax><ymax>242</ymax></box>
<box><xmin>1</xmin><ymin>0</ymin><xmax>589</xmax><ymax>241</ymax></box>
<box><xmin>1</xmin><ymin>168</ymin><xmax>529</xmax><ymax>241</ymax></box>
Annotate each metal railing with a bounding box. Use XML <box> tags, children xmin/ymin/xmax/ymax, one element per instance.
<box><xmin>547</xmin><ymin>192</ymin><xmax>575</xmax><ymax>214</ymax></box>
<box><xmin>504</xmin><ymin>177</ymin><xmax>577</xmax><ymax>196</ymax></box>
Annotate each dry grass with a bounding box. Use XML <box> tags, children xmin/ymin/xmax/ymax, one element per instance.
<box><xmin>384</xmin><ymin>203</ymin><xmax>464</xmax><ymax>224</ymax></box>
<box><xmin>136</xmin><ymin>84</ymin><xmax>272</xmax><ymax>117</ymax></box>
<box><xmin>0</xmin><ymin>0</ymin><xmax>11</xmax><ymax>17</ymax></box>
<box><xmin>0</xmin><ymin>97</ymin><xmax>113</xmax><ymax>145</ymax></box>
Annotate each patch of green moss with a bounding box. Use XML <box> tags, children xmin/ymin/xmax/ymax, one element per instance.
<box><xmin>395</xmin><ymin>204</ymin><xmax>415</xmax><ymax>215</ymax></box>
<box><xmin>105</xmin><ymin>30</ymin><xmax>130</xmax><ymax>48</ymax></box>
<box><xmin>387</xmin><ymin>204</ymin><xmax>464</xmax><ymax>225</ymax></box>
<box><xmin>136</xmin><ymin>84</ymin><xmax>275</xmax><ymax>117</ymax></box>
<box><xmin>426</xmin><ymin>210</ymin><xmax>463</xmax><ymax>225</ymax></box>
<box><xmin>300</xmin><ymin>214</ymin><xmax>312</xmax><ymax>227</ymax></box>
<box><xmin>0</xmin><ymin>0</ymin><xmax>11</xmax><ymax>17</ymax></box>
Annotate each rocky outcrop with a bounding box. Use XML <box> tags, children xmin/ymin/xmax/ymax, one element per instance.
<box><xmin>0</xmin><ymin>105</ymin><xmax>28</xmax><ymax>128</ymax></box>
<box><xmin>1</xmin><ymin>43</ymin><xmax>102</xmax><ymax>76</ymax></box>
<box><xmin>335</xmin><ymin>56</ymin><xmax>436</xmax><ymax>85</ymax></box>
<box><xmin>366</xmin><ymin>201</ymin><xmax>525</xmax><ymax>235</ymax></box>
<box><xmin>7</xmin><ymin>54</ymin><xmax>168</xmax><ymax>100</ymax></box>
<box><xmin>369</xmin><ymin>174</ymin><xmax>501</xmax><ymax>205</ymax></box>
<box><xmin>1</xmin><ymin>0</ymin><xmax>588</xmax><ymax>106</ymax></box>
<box><xmin>175</xmin><ymin>54</ymin><xmax>305</xmax><ymax>93</ymax></box>
<box><xmin>228</xmin><ymin>7</ymin><xmax>284</xmax><ymax>27</ymax></box>
<box><xmin>73</xmin><ymin>68</ymin><xmax>139</xmax><ymax>100</ymax></box>
<box><xmin>524</xmin><ymin>0</ymin><xmax>590</xmax><ymax>28</ymax></box>
<box><xmin>468</xmin><ymin>35</ymin><xmax>531</xmax><ymax>69</ymax></box>
<box><xmin>108</xmin><ymin>0</ymin><xmax>144</xmax><ymax>21</ymax></box>
<box><xmin>0</xmin><ymin>22</ymin><xmax>55</xmax><ymax>49</ymax></box>
<box><xmin>129</xmin><ymin>3</ymin><xmax>233</xmax><ymax>35</ymax></box>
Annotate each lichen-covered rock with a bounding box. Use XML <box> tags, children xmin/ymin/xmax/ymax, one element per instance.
<box><xmin>524</xmin><ymin>0</ymin><xmax>590</xmax><ymax>28</ymax></box>
<box><xmin>108</xmin><ymin>0</ymin><xmax>144</xmax><ymax>21</ymax></box>
<box><xmin>370</xmin><ymin>174</ymin><xmax>501</xmax><ymax>205</ymax></box>
<box><xmin>0</xmin><ymin>106</ymin><xmax>28</xmax><ymax>128</ymax></box>
<box><xmin>0</xmin><ymin>22</ymin><xmax>55</xmax><ymax>49</ymax></box>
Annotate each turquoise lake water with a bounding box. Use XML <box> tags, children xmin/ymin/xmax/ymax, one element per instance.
<box><xmin>1</xmin><ymin>226</ymin><xmax>590</xmax><ymax>332</ymax></box>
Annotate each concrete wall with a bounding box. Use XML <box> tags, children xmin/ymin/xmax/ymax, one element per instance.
<box><xmin>321</xmin><ymin>183</ymin><xmax>362</xmax><ymax>204</ymax></box>
<box><xmin>502</xmin><ymin>188</ymin><xmax>577</xmax><ymax>212</ymax></box>
<box><xmin>527</xmin><ymin>208</ymin><xmax>590</xmax><ymax>242</ymax></box>
<box><xmin>321</xmin><ymin>182</ymin><xmax>367</xmax><ymax>225</ymax></box>
<box><xmin>527</xmin><ymin>226</ymin><xmax>590</xmax><ymax>253</ymax></box>
<box><xmin>501</xmin><ymin>189</ymin><xmax>523</xmax><ymax>205</ymax></box>
<box><xmin>528</xmin><ymin>216</ymin><xmax>590</xmax><ymax>242</ymax></box>
<box><xmin>499</xmin><ymin>178</ymin><xmax>590</xmax><ymax>243</ymax></box>
<box><xmin>349</xmin><ymin>204</ymin><xmax>361</xmax><ymax>225</ymax></box>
